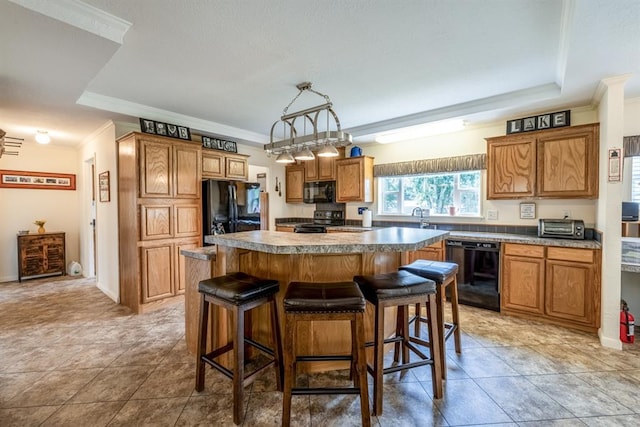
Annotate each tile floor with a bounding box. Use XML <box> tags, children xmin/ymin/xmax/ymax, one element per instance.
<box><xmin>1</xmin><ymin>276</ymin><xmax>640</xmax><ymax>426</ymax></box>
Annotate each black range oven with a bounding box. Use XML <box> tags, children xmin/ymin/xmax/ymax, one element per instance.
<box><xmin>446</xmin><ymin>239</ymin><xmax>501</xmax><ymax>311</ymax></box>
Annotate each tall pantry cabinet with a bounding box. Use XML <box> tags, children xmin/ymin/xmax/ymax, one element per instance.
<box><xmin>118</xmin><ymin>132</ymin><xmax>202</xmax><ymax>313</ymax></box>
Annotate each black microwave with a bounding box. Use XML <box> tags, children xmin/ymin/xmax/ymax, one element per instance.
<box><xmin>303</xmin><ymin>181</ymin><xmax>336</xmax><ymax>204</ymax></box>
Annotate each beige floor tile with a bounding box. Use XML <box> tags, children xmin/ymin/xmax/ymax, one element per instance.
<box><xmin>175</xmin><ymin>395</ymin><xmax>237</xmax><ymax>426</ymax></box>
<box><xmin>0</xmin><ymin>405</ymin><xmax>60</xmax><ymax>427</ymax></box>
<box><xmin>0</xmin><ymin>371</ymin><xmax>48</xmax><ymax>406</ymax></box>
<box><xmin>131</xmin><ymin>363</ymin><xmax>195</xmax><ymax>399</ymax></box>
<box><xmin>70</xmin><ymin>365</ymin><xmax>151</xmax><ymax>403</ymax></box>
<box><xmin>41</xmin><ymin>401</ymin><xmax>126</xmax><ymax>427</ymax></box>
<box><xmin>6</xmin><ymin>368</ymin><xmax>102</xmax><ymax>407</ymax></box>
<box><xmin>106</xmin><ymin>396</ymin><xmax>189</xmax><ymax>426</ymax></box>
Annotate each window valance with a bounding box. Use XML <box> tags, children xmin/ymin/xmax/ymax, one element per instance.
<box><xmin>624</xmin><ymin>135</ymin><xmax>640</xmax><ymax>157</ymax></box>
<box><xmin>373</xmin><ymin>153</ymin><xmax>486</xmax><ymax>177</ymax></box>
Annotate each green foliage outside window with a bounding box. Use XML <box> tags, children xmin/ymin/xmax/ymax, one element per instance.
<box><xmin>379</xmin><ymin>171</ymin><xmax>481</xmax><ymax>216</ymax></box>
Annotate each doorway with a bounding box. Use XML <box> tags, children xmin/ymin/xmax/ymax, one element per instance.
<box><xmin>84</xmin><ymin>157</ymin><xmax>97</xmax><ymax>277</ymax></box>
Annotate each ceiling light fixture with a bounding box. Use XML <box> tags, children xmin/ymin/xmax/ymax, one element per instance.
<box><xmin>375</xmin><ymin>119</ymin><xmax>466</xmax><ymax>144</ymax></box>
<box><xmin>35</xmin><ymin>130</ymin><xmax>51</xmax><ymax>144</ymax></box>
<box><xmin>264</xmin><ymin>82</ymin><xmax>352</xmax><ymax>159</ymax></box>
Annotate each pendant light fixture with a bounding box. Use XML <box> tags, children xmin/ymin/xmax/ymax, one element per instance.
<box><xmin>275</xmin><ymin>151</ymin><xmax>295</xmax><ymax>163</ymax></box>
<box><xmin>264</xmin><ymin>82</ymin><xmax>351</xmax><ymax>159</ymax></box>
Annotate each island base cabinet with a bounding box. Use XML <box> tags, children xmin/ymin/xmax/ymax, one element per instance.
<box><xmin>501</xmin><ymin>244</ymin><xmax>600</xmax><ymax>334</ymax></box>
<box><xmin>199</xmin><ymin>247</ymin><xmax>403</xmax><ymax>372</ymax></box>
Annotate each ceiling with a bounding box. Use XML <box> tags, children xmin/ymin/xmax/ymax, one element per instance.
<box><xmin>2</xmin><ymin>0</ymin><xmax>640</xmax><ymax>150</ymax></box>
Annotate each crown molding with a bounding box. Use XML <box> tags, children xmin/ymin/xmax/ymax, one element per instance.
<box><xmin>9</xmin><ymin>0</ymin><xmax>131</xmax><ymax>44</ymax></box>
<box><xmin>592</xmin><ymin>74</ymin><xmax>633</xmax><ymax>107</ymax></box>
<box><xmin>347</xmin><ymin>83</ymin><xmax>561</xmax><ymax>138</ymax></box>
<box><xmin>77</xmin><ymin>91</ymin><xmax>269</xmax><ymax>144</ymax></box>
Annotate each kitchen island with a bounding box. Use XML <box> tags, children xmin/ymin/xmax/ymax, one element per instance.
<box><xmin>182</xmin><ymin>227</ymin><xmax>448</xmax><ymax>371</ymax></box>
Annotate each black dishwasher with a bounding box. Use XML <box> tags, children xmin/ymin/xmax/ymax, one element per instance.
<box><xmin>446</xmin><ymin>240</ymin><xmax>501</xmax><ymax>311</ymax></box>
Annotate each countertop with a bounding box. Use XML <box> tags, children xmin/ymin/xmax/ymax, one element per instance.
<box><xmin>180</xmin><ymin>245</ymin><xmax>217</xmax><ymax>260</ymax></box>
<box><xmin>276</xmin><ymin>222</ymin><xmax>601</xmax><ymax>249</ymax></box>
<box><xmin>204</xmin><ymin>227</ymin><xmax>449</xmax><ymax>254</ymax></box>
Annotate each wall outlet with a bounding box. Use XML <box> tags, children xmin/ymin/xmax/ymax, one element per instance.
<box><xmin>562</xmin><ymin>209</ymin><xmax>571</xmax><ymax>218</ymax></box>
<box><xmin>358</xmin><ymin>207</ymin><xmax>367</xmax><ymax>215</ymax></box>
<box><xmin>487</xmin><ymin>210</ymin><xmax>498</xmax><ymax>220</ymax></box>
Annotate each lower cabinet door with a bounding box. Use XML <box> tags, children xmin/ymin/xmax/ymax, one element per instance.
<box><xmin>545</xmin><ymin>259</ymin><xmax>594</xmax><ymax>325</ymax></box>
<box><xmin>140</xmin><ymin>244</ymin><xmax>174</xmax><ymax>303</ymax></box>
<box><xmin>501</xmin><ymin>255</ymin><xmax>545</xmax><ymax>314</ymax></box>
<box><xmin>175</xmin><ymin>240</ymin><xmax>199</xmax><ymax>294</ymax></box>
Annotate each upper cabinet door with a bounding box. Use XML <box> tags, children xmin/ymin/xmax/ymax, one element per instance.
<box><xmin>285</xmin><ymin>164</ymin><xmax>305</xmax><ymax>203</ymax></box>
<box><xmin>226</xmin><ymin>155</ymin><xmax>248</xmax><ymax>181</ymax></box>
<box><xmin>486</xmin><ymin>135</ymin><xmax>536</xmax><ymax>199</ymax></box>
<box><xmin>202</xmin><ymin>151</ymin><xmax>225</xmax><ymax>179</ymax></box>
<box><xmin>336</xmin><ymin>156</ymin><xmax>374</xmax><ymax>203</ymax></box>
<box><xmin>536</xmin><ymin>124</ymin><xmax>599</xmax><ymax>199</ymax></box>
<box><xmin>174</xmin><ymin>145</ymin><xmax>201</xmax><ymax>198</ymax></box>
<box><xmin>140</xmin><ymin>139</ymin><xmax>172</xmax><ymax>198</ymax></box>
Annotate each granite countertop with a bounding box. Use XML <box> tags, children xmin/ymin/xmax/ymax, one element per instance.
<box><xmin>180</xmin><ymin>246</ymin><xmax>217</xmax><ymax>260</ymax></box>
<box><xmin>205</xmin><ymin>227</ymin><xmax>449</xmax><ymax>254</ymax></box>
<box><xmin>448</xmin><ymin>231</ymin><xmax>601</xmax><ymax>249</ymax></box>
<box><xmin>277</xmin><ymin>222</ymin><xmax>601</xmax><ymax>249</ymax></box>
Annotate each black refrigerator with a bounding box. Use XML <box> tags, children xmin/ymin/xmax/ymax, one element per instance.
<box><xmin>202</xmin><ymin>180</ymin><xmax>261</xmax><ymax>243</ymax></box>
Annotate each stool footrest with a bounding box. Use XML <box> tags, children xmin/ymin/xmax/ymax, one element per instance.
<box><xmin>202</xmin><ymin>358</ymin><xmax>233</xmax><ymax>380</ymax></box>
<box><xmin>292</xmin><ymin>387</ymin><xmax>362</xmax><ymax>396</ymax></box>
<box><xmin>411</xmin><ymin>315</ymin><xmax>458</xmax><ymax>342</ymax></box>
<box><xmin>245</xmin><ymin>337</ymin><xmax>274</xmax><ymax>357</ymax></box>
<box><xmin>296</xmin><ymin>355</ymin><xmax>353</xmax><ymax>362</ymax></box>
<box><xmin>382</xmin><ymin>359</ymin><xmax>433</xmax><ymax>374</ymax></box>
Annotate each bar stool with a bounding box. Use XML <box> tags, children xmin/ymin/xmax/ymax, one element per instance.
<box><xmin>282</xmin><ymin>281</ymin><xmax>370</xmax><ymax>427</ymax></box>
<box><xmin>195</xmin><ymin>272</ymin><xmax>283</xmax><ymax>425</ymax></box>
<box><xmin>399</xmin><ymin>260</ymin><xmax>461</xmax><ymax>379</ymax></box>
<box><xmin>353</xmin><ymin>270</ymin><xmax>443</xmax><ymax>415</ymax></box>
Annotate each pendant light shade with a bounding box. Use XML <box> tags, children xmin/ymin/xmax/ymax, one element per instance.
<box><xmin>317</xmin><ymin>144</ymin><xmax>339</xmax><ymax>157</ymax></box>
<box><xmin>275</xmin><ymin>151</ymin><xmax>295</xmax><ymax>163</ymax></box>
<box><xmin>294</xmin><ymin>147</ymin><xmax>315</xmax><ymax>161</ymax></box>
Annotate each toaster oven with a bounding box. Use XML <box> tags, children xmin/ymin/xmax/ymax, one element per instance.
<box><xmin>538</xmin><ymin>219</ymin><xmax>585</xmax><ymax>240</ymax></box>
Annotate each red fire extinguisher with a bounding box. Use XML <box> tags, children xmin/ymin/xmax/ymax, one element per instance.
<box><xmin>620</xmin><ymin>300</ymin><xmax>635</xmax><ymax>344</ymax></box>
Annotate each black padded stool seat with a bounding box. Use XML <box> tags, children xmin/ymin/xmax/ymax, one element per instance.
<box><xmin>282</xmin><ymin>281</ymin><xmax>370</xmax><ymax>427</ymax></box>
<box><xmin>198</xmin><ymin>271</ymin><xmax>279</xmax><ymax>304</ymax></box>
<box><xmin>399</xmin><ymin>259</ymin><xmax>462</xmax><ymax>380</ymax></box>
<box><xmin>353</xmin><ymin>271</ymin><xmax>443</xmax><ymax>415</ymax></box>
<box><xmin>283</xmin><ymin>281</ymin><xmax>365</xmax><ymax>312</ymax></box>
<box><xmin>356</xmin><ymin>270</ymin><xmax>436</xmax><ymax>301</ymax></box>
<box><xmin>400</xmin><ymin>259</ymin><xmax>458</xmax><ymax>283</ymax></box>
<box><xmin>195</xmin><ymin>272</ymin><xmax>283</xmax><ymax>425</ymax></box>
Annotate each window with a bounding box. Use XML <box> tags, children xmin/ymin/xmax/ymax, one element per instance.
<box><xmin>632</xmin><ymin>157</ymin><xmax>640</xmax><ymax>202</ymax></box>
<box><xmin>379</xmin><ymin>171</ymin><xmax>481</xmax><ymax>216</ymax></box>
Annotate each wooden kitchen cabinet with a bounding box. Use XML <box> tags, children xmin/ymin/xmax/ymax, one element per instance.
<box><xmin>486</xmin><ymin>135</ymin><xmax>536</xmax><ymax>199</ymax></box>
<box><xmin>202</xmin><ymin>151</ymin><xmax>248</xmax><ymax>181</ymax></box>
<box><xmin>486</xmin><ymin>123</ymin><xmax>599</xmax><ymax>199</ymax></box>
<box><xmin>501</xmin><ymin>244</ymin><xmax>545</xmax><ymax>315</ymax></box>
<box><xmin>335</xmin><ymin>156</ymin><xmax>374</xmax><ymax>203</ymax></box>
<box><xmin>545</xmin><ymin>247</ymin><xmax>598</xmax><ymax>327</ymax></box>
<box><xmin>501</xmin><ymin>243</ymin><xmax>601</xmax><ymax>333</ymax></box>
<box><xmin>118</xmin><ymin>132</ymin><xmax>202</xmax><ymax>313</ymax></box>
<box><xmin>17</xmin><ymin>232</ymin><xmax>66</xmax><ymax>282</ymax></box>
<box><xmin>285</xmin><ymin>164</ymin><xmax>305</xmax><ymax>203</ymax></box>
<box><xmin>139</xmin><ymin>138</ymin><xmax>200</xmax><ymax>199</ymax></box>
<box><xmin>304</xmin><ymin>147</ymin><xmax>345</xmax><ymax>182</ymax></box>
<box><xmin>406</xmin><ymin>240</ymin><xmax>445</xmax><ymax>263</ymax></box>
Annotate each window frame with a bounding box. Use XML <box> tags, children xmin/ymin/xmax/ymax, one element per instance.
<box><xmin>377</xmin><ymin>170</ymin><xmax>483</xmax><ymax>217</ymax></box>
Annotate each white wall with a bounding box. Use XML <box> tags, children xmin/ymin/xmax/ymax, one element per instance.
<box><xmin>0</xmin><ymin>142</ymin><xmax>80</xmax><ymax>282</ymax></box>
<box><xmin>77</xmin><ymin>121</ymin><xmax>121</xmax><ymax>302</ymax></box>
<box><xmin>349</xmin><ymin>107</ymin><xmax>600</xmax><ymax>226</ymax></box>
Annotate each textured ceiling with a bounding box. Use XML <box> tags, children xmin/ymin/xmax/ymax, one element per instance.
<box><xmin>2</xmin><ymin>0</ymin><xmax>640</xmax><ymax>148</ymax></box>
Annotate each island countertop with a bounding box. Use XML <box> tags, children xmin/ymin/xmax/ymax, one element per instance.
<box><xmin>204</xmin><ymin>227</ymin><xmax>449</xmax><ymax>254</ymax></box>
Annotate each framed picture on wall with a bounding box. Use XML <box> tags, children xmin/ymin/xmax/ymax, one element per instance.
<box><xmin>99</xmin><ymin>171</ymin><xmax>110</xmax><ymax>202</ymax></box>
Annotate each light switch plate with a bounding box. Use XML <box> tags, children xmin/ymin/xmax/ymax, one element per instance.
<box><xmin>487</xmin><ymin>210</ymin><xmax>498</xmax><ymax>220</ymax></box>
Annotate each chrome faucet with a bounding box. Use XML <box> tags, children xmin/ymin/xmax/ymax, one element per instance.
<box><xmin>411</xmin><ymin>207</ymin><xmax>430</xmax><ymax>229</ymax></box>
